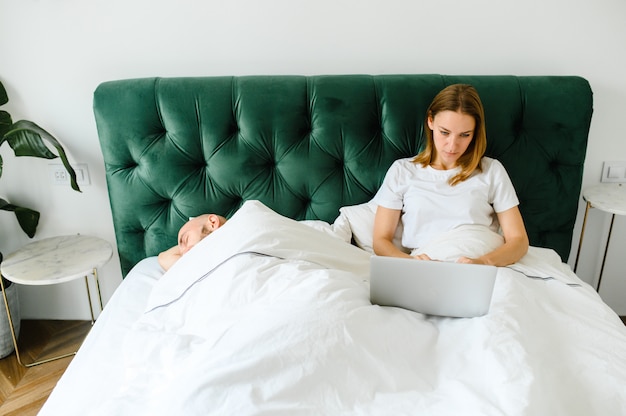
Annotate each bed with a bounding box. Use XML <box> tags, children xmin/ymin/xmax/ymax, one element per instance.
<box><xmin>40</xmin><ymin>75</ymin><xmax>626</xmax><ymax>415</ymax></box>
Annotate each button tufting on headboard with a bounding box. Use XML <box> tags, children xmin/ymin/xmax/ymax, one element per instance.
<box><xmin>94</xmin><ymin>75</ymin><xmax>593</xmax><ymax>276</ymax></box>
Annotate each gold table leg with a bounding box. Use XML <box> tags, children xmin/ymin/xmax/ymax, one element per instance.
<box><xmin>596</xmin><ymin>214</ymin><xmax>616</xmax><ymax>292</ymax></box>
<box><xmin>1</xmin><ymin>275</ymin><xmax>75</xmax><ymax>367</ymax></box>
<box><xmin>84</xmin><ymin>267</ymin><xmax>104</xmax><ymax>324</ymax></box>
<box><xmin>573</xmin><ymin>201</ymin><xmax>591</xmax><ymax>274</ymax></box>
<box><xmin>1</xmin><ymin>268</ymin><xmax>104</xmax><ymax>367</ymax></box>
<box><xmin>573</xmin><ymin>201</ymin><xmax>615</xmax><ymax>292</ymax></box>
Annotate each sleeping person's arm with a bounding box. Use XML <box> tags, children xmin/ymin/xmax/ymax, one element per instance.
<box><xmin>158</xmin><ymin>246</ymin><xmax>183</xmax><ymax>271</ymax></box>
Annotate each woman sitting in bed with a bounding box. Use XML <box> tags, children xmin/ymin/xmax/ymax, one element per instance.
<box><xmin>158</xmin><ymin>213</ymin><xmax>227</xmax><ymax>271</ymax></box>
<box><xmin>373</xmin><ymin>84</ymin><xmax>529</xmax><ymax>266</ymax></box>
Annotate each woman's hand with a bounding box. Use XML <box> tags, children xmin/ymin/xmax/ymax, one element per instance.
<box><xmin>477</xmin><ymin>207</ymin><xmax>529</xmax><ymax>266</ymax></box>
<box><xmin>456</xmin><ymin>256</ymin><xmax>483</xmax><ymax>264</ymax></box>
<box><xmin>456</xmin><ymin>207</ymin><xmax>529</xmax><ymax>267</ymax></box>
<box><xmin>413</xmin><ymin>253</ymin><xmax>432</xmax><ymax>261</ymax></box>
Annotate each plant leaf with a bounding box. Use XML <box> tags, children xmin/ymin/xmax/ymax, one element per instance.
<box><xmin>4</xmin><ymin>120</ymin><xmax>81</xmax><ymax>192</ymax></box>
<box><xmin>0</xmin><ymin>110</ymin><xmax>11</xmax><ymax>139</ymax></box>
<box><xmin>0</xmin><ymin>198</ymin><xmax>40</xmax><ymax>238</ymax></box>
<box><xmin>0</xmin><ymin>81</ymin><xmax>7</xmax><ymax>106</ymax></box>
<box><xmin>5</xmin><ymin>121</ymin><xmax>56</xmax><ymax>158</ymax></box>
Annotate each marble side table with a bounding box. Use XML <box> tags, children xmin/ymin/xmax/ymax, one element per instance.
<box><xmin>573</xmin><ymin>184</ymin><xmax>626</xmax><ymax>292</ymax></box>
<box><xmin>0</xmin><ymin>234</ymin><xmax>112</xmax><ymax>367</ymax></box>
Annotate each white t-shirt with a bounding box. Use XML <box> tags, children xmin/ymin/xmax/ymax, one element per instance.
<box><xmin>373</xmin><ymin>156</ymin><xmax>519</xmax><ymax>250</ymax></box>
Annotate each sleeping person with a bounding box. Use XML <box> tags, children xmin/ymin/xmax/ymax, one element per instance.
<box><xmin>158</xmin><ymin>213</ymin><xmax>227</xmax><ymax>271</ymax></box>
<box><xmin>372</xmin><ymin>84</ymin><xmax>529</xmax><ymax>267</ymax></box>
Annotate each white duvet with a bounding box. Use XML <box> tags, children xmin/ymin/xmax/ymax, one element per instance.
<box><xmin>50</xmin><ymin>201</ymin><xmax>626</xmax><ymax>416</ymax></box>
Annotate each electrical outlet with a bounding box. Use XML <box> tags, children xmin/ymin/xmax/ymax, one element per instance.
<box><xmin>601</xmin><ymin>161</ymin><xmax>626</xmax><ymax>183</ymax></box>
<box><xmin>49</xmin><ymin>163</ymin><xmax>91</xmax><ymax>186</ymax></box>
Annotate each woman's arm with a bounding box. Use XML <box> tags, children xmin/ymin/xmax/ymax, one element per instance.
<box><xmin>458</xmin><ymin>206</ymin><xmax>529</xmax><ymax>266</ymax></box>
<box><xmin>373</xmin><ymin>206</ymin><xmax>414</xmax><ymax>258</ymax></box>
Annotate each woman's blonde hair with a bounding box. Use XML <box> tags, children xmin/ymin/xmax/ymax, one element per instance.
<box><xmin>413</xmin><ymin>84</ymin><xmax>487</xmax><ymax>186</ymax></box>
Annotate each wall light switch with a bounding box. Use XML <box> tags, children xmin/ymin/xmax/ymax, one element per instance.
<box><xmin>608</xmin><ymin>165</ymin><xmax>626</xmax><ymax>179</ymax></box>
<box><xmin>601</xmin><ymin>161</ymin><xmax>626</xmax><ymax>183</ymax></box>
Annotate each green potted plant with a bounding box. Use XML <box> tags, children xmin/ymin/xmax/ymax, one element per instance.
<box><xmin>1</xmin><ymin>80</ymin><xmax>81</xmax><ymax>236</ymax></box>
<box><xmin>0</xmin><ymin>79</ymin><xmax>81</xmax><ymax>358</ymax></box>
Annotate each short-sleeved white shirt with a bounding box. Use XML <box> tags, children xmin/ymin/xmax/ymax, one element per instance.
<box><xmin>373</xmin><ymin>156</ymin><xmax>519</xmax><ymax>249</ymax></box>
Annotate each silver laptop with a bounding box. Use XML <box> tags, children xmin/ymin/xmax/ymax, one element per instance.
<box><xmin>370</xmin><ymin>256</ymin><xmax>497</xmax><ymax>318</ymax></box>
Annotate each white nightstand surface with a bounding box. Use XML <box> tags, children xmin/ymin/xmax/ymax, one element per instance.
<box><xmin>1</xmin><ymin>234</ymin><xmax>113</xmax><ymax>285</ymax></box>
<box><xmin>583</xmin><ymin>184</ymin><xmax>626</xmax><ymax>215</ymax></box>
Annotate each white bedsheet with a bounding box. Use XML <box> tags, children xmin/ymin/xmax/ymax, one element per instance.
<box><xmin>41</xmin><ymin>201</ymin><xmax>626</xmax><ymax>416</ymax></box>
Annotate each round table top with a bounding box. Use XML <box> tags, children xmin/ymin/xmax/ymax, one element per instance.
<box><xmin>0</xmin><ymin>234</ymin><xmax>113</xmax><ymax>286</ymax></box>
<box><xmin>583</xmin><ymin>183</ymin><xmax>626</xmax><ymax>216</ymax></box>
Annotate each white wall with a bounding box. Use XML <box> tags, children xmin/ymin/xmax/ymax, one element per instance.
<box><xmin>1</xmin><ymin>0</ymin><xmax>625</xmax><ymax>319</ymax></box>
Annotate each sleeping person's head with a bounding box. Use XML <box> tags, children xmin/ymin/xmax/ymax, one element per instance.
<box><xmin>158</xmin><ymin>213</ymin><xmax>228</xmax><ymax>271</ymax></box>
<box><xmin>178</xmin><ymin>214</ymin><xmax>228</xmax><ymax>255</ymax></box>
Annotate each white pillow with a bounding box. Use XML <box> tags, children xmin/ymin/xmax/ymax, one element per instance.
<box><xmin>299</xmin><ymin>220</ymin><xmax>352</xmax><ymax>243</ymax></box>
<box><xmin>335</xmin><ymin>201</ymin><xmax>406</xmax><ymax>253</ymax></box>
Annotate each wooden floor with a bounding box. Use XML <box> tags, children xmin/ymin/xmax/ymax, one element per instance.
<box><xmin>0</xmin><ymin>320</ymin><xmax>91</xmax><ymax>416</ymax></box>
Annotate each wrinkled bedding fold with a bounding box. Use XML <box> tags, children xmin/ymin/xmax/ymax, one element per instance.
<box><xmin>43</xmin><ymin>201</ymin><xmax>626</xmax><ymax>416</ymax></box>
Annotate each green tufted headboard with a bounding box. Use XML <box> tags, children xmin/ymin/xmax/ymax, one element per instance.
<box><xmin>93</xmin><ymin>75</ymin><xmax>593</xmax><ymax>276</ymax></box>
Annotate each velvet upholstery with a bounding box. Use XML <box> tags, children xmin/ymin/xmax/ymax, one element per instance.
<box><xmin>93</xmin><ymin>75</ymin><xmax>593</xmax><ymax>276</ymax></box>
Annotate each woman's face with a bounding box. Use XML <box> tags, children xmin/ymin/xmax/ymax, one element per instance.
<box><xmin>427</xmin><ymin>110</ymin><xmax>475</xmax><ymax>169</ymax></box>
